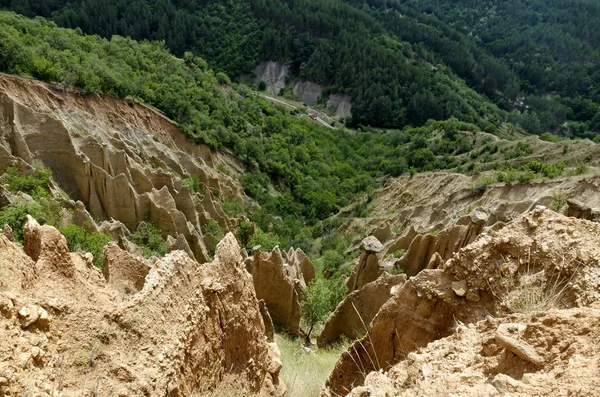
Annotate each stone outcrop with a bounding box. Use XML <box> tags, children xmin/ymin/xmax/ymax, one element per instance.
<box><xmin>97</xmin><ymin>219</ymin><xmax>130</xmax><ymax>240</ymax></box>
<box><xmin>318</xmin><ymin>272</ymin><xmax>406</xmax><ymax>348</ymax></box>
<box><xmin>346</xmin><ymin>236</ymin><xmax>385</xmax><ymax>293</ymax></box>
<box><xmin>167</xmin><ymin>234</ymin><xmax>195</xmax><ymax>259</ymax></box>
<box><xmin>325</xmin><ymin>209</ymin><xmax>600</xmax><ymax>395</ymax></box>
<box><xmin>343</xmin><ymin>171</ymin><xmax>600</xmax><ymax>253</ymax></box>
<box><xmin>0</xmin><ymin>226</ymin><xmax>285</xmax><ymax>396</ymax></box>
<box><xmin>394</xmin><ymin>210</ymin><xmax>487</xmax><ymax>276</ymax></box>
<box><xmin>293</xmin><ymin>81</ymin><xmax>323</xmax><ymax>105</ymax></box>
<box><xmin>566</xmin><ymin>198</ymin><xmax>600</xmax><ymax>221</ymax></box>
<box><xmin>255</xmin><ymin>61</ymin><xmax>289</xmax><ymax>95</ymax></box>
<box><xmin>0</xmin><ymin>75</ymin><xmax>244</xmax><ymax>265</ymax></box>
<box><xmin>287</xmin><ymin>247</ymin><xmax>316</xmax><ymax>284</ymax></box>
<box><xmin>326</xmin><ymin>269</ymin><xmax>474</xmax><ymax>396</ymax></box>
<box><xmin>372</xmin><ymin>224</ymin><xmax>393</xmax><ymax>244</ymax></box>
<box><xmin>345</xmin><ymin>307</ymin><xmax>600</xmax><ymax>396</ymax></box>
<box><xmin>326</xmin><ymin>93</ymin><xmax>352</xmax><ymax>118</ymax></box>
<box><xmin>259</xmin><ymin>299</ymin><xmax>275</xmax><ymax>341</ymax></box>
<box><xmin>383</xmin><ymin>226</ymin><xmax>419</xmax><ymax>257</ymax></box>
<box><xmin>23</xmin><ymin>215</ymin><xmax>74</xmax><ymax>278</ymax></box>
<box><xmin>72</xmin><ymin>200</ymin><xmax>98</xmax><ymax>231</ymax></box>
<box><xmin>102</xmin><ymin>242</ymin><xmax>150</xmax><ymax>295</ymax></box>
<box><xmin>250</xmin><ymin>247</ymin><xmax>303</xmax><ymax>336</ymax></box>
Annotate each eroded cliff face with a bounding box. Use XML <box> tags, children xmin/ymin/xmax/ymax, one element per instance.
<box><xmin>0</xmin><ymin>75</ymin><xmax>244</xmax><ymax>263</ymax></box>
<box><xmin>325</xmin><ymin>209</ymin><xmax>600</xmax><ymax>395</ymax></box>
<box><xmin>0</xmin><ymin>221</ymin><xmax>284</xmax><ymax>396</ymax></box>
<box><xmin>343</xmin><ymin>171</ymin><xmax>600</xmax><ymax>254</ymax></box>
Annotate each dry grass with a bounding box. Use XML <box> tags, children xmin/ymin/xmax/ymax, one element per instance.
<box><xmin>502</xmin><ymin>270</ymin><xmax>563</xmax><ymax>314</ymax></box>
<box><xmin>276</xmin><ymin>334</ymin><xmax>347</xmax><ymax>397</ymax></box>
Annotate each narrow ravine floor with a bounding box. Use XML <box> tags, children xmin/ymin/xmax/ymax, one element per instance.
<box><xmin>276</xmin><ymin>334</ymin><xmax>347</xmax><ymax>397</ymax></box>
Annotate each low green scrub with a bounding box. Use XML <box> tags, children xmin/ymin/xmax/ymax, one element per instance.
<box><xmin>392</xmin><ymin>249</ymin><xmax>406</xmax><ymax>258</ymax></box>
<box><xmin>246</xmin><ymin>228</ymin><xmax>280</xmax><ymax>252</ymax></box>
<box><xmin>523</xmin><ymin>161</ymin><xmax>565</xmax><ymax>179</ymax></box>
<box><xmin>318</xmin><ymin>250</ymin><xmax>345</xmax><ymax>274</ymax></box>
<box><xmin>1</xmin><ymin>166</ymin><xmax>52</xmax><ymax>199</ymax></box>
<box><xmin>130</xmin><ymin>222</ymin><xmax>168</xmax><ymax>258</ymax></box>
<box><xmin>539</xmin><ymin>132</ymin><xmax>562</xmax><ymax>142</ymax></box>
<box><xmin>389</xmin><ymin>266</ymin><xmax>405</xmax><ymax>275</ymax></box>
<box><xmin>472</xmin><ymin>175</ymin><xmax>498</xmax><ymax>193</ymax></box>
<box><xmin>58</xmin><ymin>224</ymin><xmax>112</xmax><ymax>268</ymax></box>
<box><xmin>0</xmin><ymin>201</ymin><xmax>43</xmax><ymax>243</ymax></box>
<box><xmin>0</xmin><ymin>198</ymin><xmax>62</xmax><ymax>243</ymax></box>
<box><xmin>182</xmin><ymin>175</ymin><xmax>205</xmax><ymax>195</ymax></box>
<box><xmin>221</xmin><ymin>196</ymin><xmax>248</xmax><ymax>218</ymax></box>
<box><xmin>569</xmin><ymin>162</ymin><xmax>589</xmax><ymax>176</ymax></box>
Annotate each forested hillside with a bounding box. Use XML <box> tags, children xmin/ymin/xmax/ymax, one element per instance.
<box><xmin>3</xmin><ymin>0</ymin><xmax>599</xmax><ymax>135</ymax></box>
<box><xmin>0</xmin><ymin>11</ymin><xmax>495</xmax><ymax>252</ymax></box>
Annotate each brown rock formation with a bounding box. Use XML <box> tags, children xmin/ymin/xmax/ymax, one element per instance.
<box><xmin>23</xmin><ymin>215</ymin><xmax>75</xmax><ymax>278</ymax></box>
<box><xmin>346</xmin><ymin>236</ymin><xmax>385</xmax><ymax>293</ymax></box>
<box><xmin>395</xmin><ymin>210</ymin><xmax>487</xmax><ymax>276</ymax></box>
<box><xmin>318</xmin><ymin>273</ymin><xmax>406</xmax><ymax>348</ymax></box>
<box><xmin>167</xmin><ymin>234</ymin><xmax>195</xmax><ymax>259</ymax></box>
<box><xmin>346</xmin><ymin>307</ymin><xmax>600</xmax><ymax>396</ymax></box>
<box><xmin>288</xmin><ymin>247</ymin><xmax>316</xmax><ymax>284</ymax></box>
<box><xmin>0</xmin><ymin>224</ymin><xmax>284</xmax><ymax>396</ymax></box>
<box><xmin>325</xmin><ymin>209</ymin><xmax>600</xmax><ymax>395</ymax></box>
<box><xmin>566</xmin><ymin>198</ymin><xmax>600</xmax><ymax>221</ymax></box>
<box><xmin>251</xmin><ymin>247</ymin><xmax>303</xmax><ymax>336</ymax></box>
<box><xmin>0</xmin><ymin>75</ymin><xmax>246</xmax><ymax>264</ymax></box>
<box><xmin>259</xmin><ymin>299</ymin><xmax>275</xmax><ymax>341</ymax></box>
<box><xmin>102</xmin><ymin>242</ymin><xmax>150</xmax><ymax>295</ymax></box>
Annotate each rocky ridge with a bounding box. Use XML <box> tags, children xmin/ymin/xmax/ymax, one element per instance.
<box><xmin>325</xmin><ymin>208</ymin><xmax>600</xmax><ymax>395</ymax></box>
<box><xmin>0</xmin><ymin>219</ymin><xmax>284</xmax><ymax>396</ymax></box>
<box><xmin>0</xmin><ymin>75</ymin><xmax>243</xmax><ymax>263</ymax></box>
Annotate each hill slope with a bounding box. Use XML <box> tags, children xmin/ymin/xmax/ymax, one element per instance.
<box><xmin>2</xmin><ymin>0</ymin><xmax>599</xmax><ymax>134</ymax></box>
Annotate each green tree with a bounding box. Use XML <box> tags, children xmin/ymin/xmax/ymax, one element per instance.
<box><xmin>301</xmin><ymin>276</ymin><xmax>347</xmax><ymax>344</ymax></box>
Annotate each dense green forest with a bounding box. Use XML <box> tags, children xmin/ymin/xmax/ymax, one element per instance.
<box><xmin>0</xmin><ymin>11</ymin><xmax>491</xmax><ymax>251</ymax></box>
<box><xmin>3</xmin><ymin>0</ymin><xmax>599</xmax><ymax>135</ymax></box>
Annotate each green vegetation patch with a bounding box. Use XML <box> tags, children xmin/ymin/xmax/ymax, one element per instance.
<box><xmin>58</xmin><ymin>223</ymin><xmax>112</xmax><ymax>268</ymax></box>
<box><xmin>130</xmin><ymin>221</ymin><xmax>168</xmax><ymax>258</ymax></box>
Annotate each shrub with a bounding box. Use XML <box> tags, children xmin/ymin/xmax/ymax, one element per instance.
<box><xmin>570</xmin><ymin>162</ymin><xmax>589</xmax><ymax>176</ymax></box>
<box><xmin>472</xmin><ymin>175</ymin><xmax>497</xmax><ymax>193</ymax></box>
<box><xmin>389</xmin><ymin>266</ymin><xmax>405</xmax><ymax>275</ymax></box>
<box><xmin>392</xmin><ymin>249</ymin><xmax>406</xmax><ymax>258</ymax></box>
<box><xmin>1</xmin><ymin>166</ymin><xmax>52</xmax><ymax>199</ymax></box>
<box><xmin>516</xmin><ymin>169</ymin><xmax>536</xmax><ymax>183</ymax></box>
<box><xmin>58</xmin><ymin>224</ymin><xmax>112</xmax><ymax>268</ymax></box>
<box><xmin>202</xmin><ymin>219</ymin><xmax>225</xmax><ymax>255</ymax></box>
<box><xmin>354</xmin><ymin>199</ymin><xmax>369</xmax><ymax>218</ymax></box>
<box><xmin>216</xmin><ymin>164</ymin><xmax>231</xmax><ymax>176</ymax></box>
<box><xmin>539</xmin><ymin>132</ymin><xmax>560</xmax><ymax>142</ymax></box>
<box><xmin>0</xmin><ymin>200</ymin><xmax>42</xmax><ymax>243</ymax></box>
<box><xmin>321</xmin><ymin>250</ymin><xmax>345</xmax><ymax>273</ymax></box>
<box><xmin>246</xmin><ymin>228</ymin><xmax>280</xmax><ymax>252</ymax></box>
<box><xmin>182</xmin><ymin>175</ymin><xmax>205</xmax><ymax>194</ymax></box>
<box><xmin>550</xmin><ymin>191</ymin><xmax>567</xmax><ymax>212</ymax></box>
<box><xmin>524</xmin><ymin>161</ymin><xmax>565</xmax><ymax>178</ymax></box>
<box><xmin>130</xmin><ymin>222</ymin><xmax>168</xmax><ymax>257</ymax></box>
<box><xmin>216</xmin><ymin>71</ymin><xmax>231</xmax><ymax>85</ymax></box>
<box><xmin>222</xmin><ymin>196</ymin><xmax>247</xmax><ymax>218</ymax></box>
